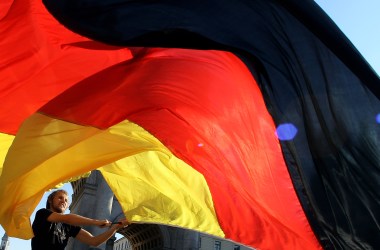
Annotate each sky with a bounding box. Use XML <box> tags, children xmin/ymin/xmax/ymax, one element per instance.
<box><xmin>315</xmin><ymin>0</ymin><xmax>380</xmax><ymax>74</ymax></box>
<box><xmin>1</xmin><ymin>1</ymin><xmax>379</xmax><ymax>249</ymax></box>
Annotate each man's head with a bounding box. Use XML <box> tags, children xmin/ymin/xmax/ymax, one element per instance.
<box><xmin>46</xmin><ymin>189</ymin><xmax>69</xmax><ymax>213</ymax></box>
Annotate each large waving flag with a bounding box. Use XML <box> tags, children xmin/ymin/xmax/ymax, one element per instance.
<box><xmin>0</xmin><ymin>0</ymin><xmax>136</xmax><ymax>184</ymax></box>
<box><xmin>0</xmin><ymin>0</ymin><xmax>131</xmax><ymax>171</ymax></box>
<box><xmin>0</xmin><ymin>0</ymin><xmax>129</xmax><ymax>237</ymax></box>
<box><xmin>0</xmin><ymin>0</ymin><xmax>130</xmax><ymax>136</ymax></box>
<box><xmin>1</xmin><ymin>0</ymin><xmax>379</xmax><ymax>249</ymax></box>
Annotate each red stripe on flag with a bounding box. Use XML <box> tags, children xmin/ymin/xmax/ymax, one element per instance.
<box><xmin>40</xmin><ymin>48</ymin><xmax>320</xmax><ymax>249</ymax></box>
<box><xmin>0</xmin><ymin>0</ymin><xmax>130</xmax><ymax>135</ymax></box>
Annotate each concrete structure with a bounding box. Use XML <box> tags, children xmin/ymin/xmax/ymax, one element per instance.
<box><xmin>67</xmin><ymin>171</ymin><xmax>252</xmax><ymax>250</ymax></box>
<box><xmin>67</xmin><ymin>170</ymin><xmax>123</xmax><ymax>250</ymax></box>
<box><xmin>114</xmin><ymin>237</ymin><xmax>132</xmax><ymax>250</ymax></box>
<box><xmin>0</xmin><ymin>233</ymin><xmax>10</xmax><ymax>250</ymax></box>
<box><xmin>114</xmin><ymin>228</ymin><xmax>251</xmax><ymax>250</ymax></box>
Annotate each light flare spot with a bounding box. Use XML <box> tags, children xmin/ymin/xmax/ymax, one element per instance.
<box><xmin>276</xmin><ymin>123</ymin><xmax>298</xmax><ymax>141</ymax></box>
<box><xmin>376</xmin><ymin>113</ymin><xmax>380</xmax><ymax>124</ymax></box>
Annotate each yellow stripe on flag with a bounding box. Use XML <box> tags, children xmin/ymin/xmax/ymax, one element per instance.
<box><xmin>100</xmin><ymin>152</ymin><xmax>223</xmax><ymax>236</ymax></box>
<box><xmin>0</xmin><ymin>113</ymin><xmax>223</xmax><ymax>239</ymax></box>
<box><xmin>0</xmin><ymin>133</ymin><xmax>14</xmax><ymax>176</ymax></box>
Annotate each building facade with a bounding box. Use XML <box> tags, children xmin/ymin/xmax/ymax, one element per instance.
<box><xmin>67</xmin><ymin>171</ymin><xmax>252</xmax><ymax>250</ymax></box>
<box><xmin>0</xmin><ymin>233</ymin><xmax>10</xmax><ymax>250</ymax></box>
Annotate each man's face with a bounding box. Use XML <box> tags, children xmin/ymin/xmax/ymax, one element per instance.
<box><xmin>50</xmin><ymin>192</ymin><xmax>69</xmax><ymax>213</ymax></box>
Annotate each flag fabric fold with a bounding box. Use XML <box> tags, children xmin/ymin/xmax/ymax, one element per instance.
<box><xmin>0</xmin><ymin>134</ymin><xmax>14</xmax><ymax>175</ymax></box>
<box><xmin>0</xmin><ymin>0</ymin><xmax>130</xmax><ymax>136</ymax></box>
<box><xmin>1</xmin><ymin>48</ymin><xmax>321</xmax><ymax>249</ymax></box>
<box><xmin>0</xmin><ymin>0</ymin><xmax>129</xmax><ymax>239</ymax></box>
<box><xmin>41</xmin><ymin>0</ymin><xmax>380</xmax><ymax>248</ymax></box>
<box><xmin>0</xmin><ymin>0</ymin><xmax>379</xmax><ymax>249</ymax></box>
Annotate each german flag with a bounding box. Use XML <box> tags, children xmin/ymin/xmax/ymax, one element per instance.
<box><xmin>1</xmin><ymin>0</ymin><xmax>379</xmax><ymax>249</ymax></box>
<box><xmin>0</xmin><ymin>0</ymin><xmax>129</xmax><ymax>238</ymax></box>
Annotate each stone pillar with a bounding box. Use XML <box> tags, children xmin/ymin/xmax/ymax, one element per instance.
<box><xmin>67</xmin><ymin>170</ymin><xmax>115</xmax><ymax>250</ymax></box>
<box><xmin>89</xmin><ymin>170</ymin><xmax>115</xmax><ymax>250</ymax></box>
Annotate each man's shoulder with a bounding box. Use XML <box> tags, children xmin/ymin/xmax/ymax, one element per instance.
<box><xmin>32</xmin><ymin>209</ymin><xmax>53</xmax><ymax>231</ymax></box>
<box><xmin>35</xmin><ymin>208</ymin><xmax>53</xmax><ymax>219</ymax></box>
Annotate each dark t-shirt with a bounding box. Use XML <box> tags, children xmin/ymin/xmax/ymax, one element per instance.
<box><xmin>31</xmin><ymin>208</ymin><xmax>81</xmax><ymax>250</ymax></box>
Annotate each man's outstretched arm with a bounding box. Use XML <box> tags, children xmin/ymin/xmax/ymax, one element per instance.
<box><xmin>47</xmin><ymin>212</ymin><xmax>110</xmax><ymax>228</ymax></box>
<box><xmin>75</xmin><ymin>219</ymin><xmax>130</xmax><ymax>247</ymax></box>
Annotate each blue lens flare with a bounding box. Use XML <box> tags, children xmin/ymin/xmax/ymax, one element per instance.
<box><xmin>276</xmin><ymin>123</ymin><xmax>298</xmax><ymax>141</ymax></box>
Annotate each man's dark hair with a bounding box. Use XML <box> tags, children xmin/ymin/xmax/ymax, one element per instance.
<box><xmin>46</xmin><ymin>189</ymin><xmax>68</xmax><ymax>209</ymax></box>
